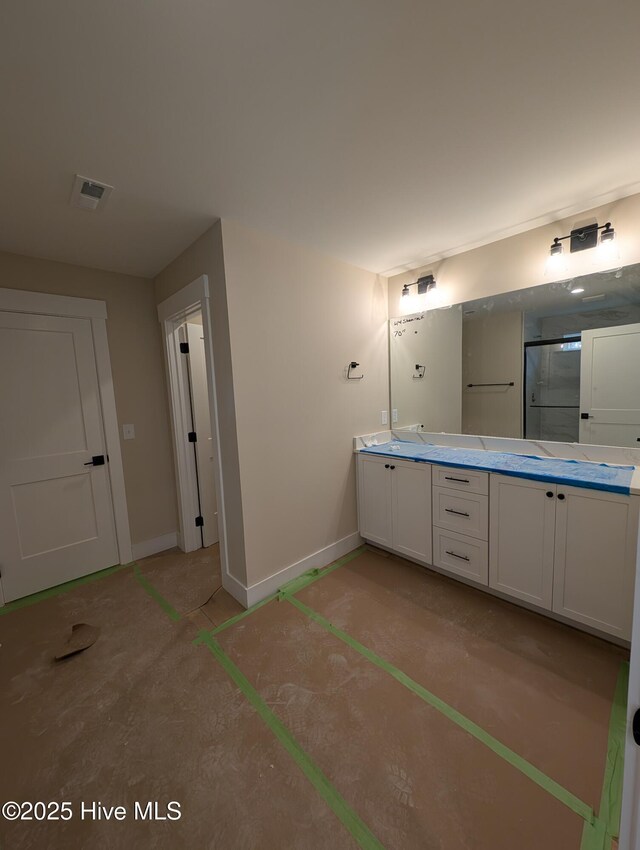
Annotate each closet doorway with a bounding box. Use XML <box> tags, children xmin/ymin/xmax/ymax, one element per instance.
<box><xmin>158</xmin><ymin>276</ymin><xmax>224</xmax><ymax>556</ymax></box>
<box><xmin>179</xmin><ymin>316</ymin><xmax>218</xmax><ymax>547</ymax></box>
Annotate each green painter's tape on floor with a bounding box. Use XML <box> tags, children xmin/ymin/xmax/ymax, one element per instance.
<box><xmin>277</xmin><ymin>546</ymin><xmax>366</xmax><ymax>597</ymax></box>
<box><xmin>286</xmin><ymin>593</ymin><xmax>596</xmax><ymax>827</ymax></box>
<box><xmin>198</xmin><ymin>630</ymin><xmax>386</xmax><ymax>850</ymax></box>
<box><xmin>193</xmin><ymin>546</ymin><xmax>367</xmax><ymax>644</ymax></box>
<box><xmin>133</xmin><ymin>565</ymin><xmax>181</xmax><ymax>622</ymax></box>
<box><xmin>593</xmin><ymin>660</ymin><xmax>629</xmax><ymax>848</ymax></box>
<box><xmin>207</xmin><ymin>593</ymin><xmax>277</xmax><ymax>637</ymax></box>
<box><xmin>580</xmin><ymin>815</ymin><xmax>609</xmax><ymax>850</ymax></box>
<box><xmin>0</xmin><ymin>562</ymin><xmax>134</xmax><ymax>616</ymax></box>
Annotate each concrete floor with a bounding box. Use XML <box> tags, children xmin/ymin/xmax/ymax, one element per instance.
<box><xmin>0</xmin><ymin>544</ymin><xmax>628</xmax><ymax>849</ymax></box>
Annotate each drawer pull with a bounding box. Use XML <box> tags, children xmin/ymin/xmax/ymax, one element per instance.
<box><xmin>445</xmin><ymin>550</ymin><xmax>470</xmax><ymax>562</ymax></box>
<box><xmin>445</xmin><ymin>508</ymin><xmax>470</xmax><ymax>517</ymax></box>
<box><xmin>445</xmin><ymin>476</ymin><xmax>470</xmax><ymax>483</ymax></box>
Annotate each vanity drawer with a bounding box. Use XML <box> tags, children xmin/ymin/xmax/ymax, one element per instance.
<box><xmin>433</xmin><ymin>528</ymin><xmax>488</xmax><ymax>586</ymax></box>
<box><xmin>432</xmin><ymin>487</ymin><xmax>489</xmax><ymax>540</ymax></box>
<box><xmin>432</xmin><ymin>465</ymin><xmax>488</xmax><ymax>495</ymax></box>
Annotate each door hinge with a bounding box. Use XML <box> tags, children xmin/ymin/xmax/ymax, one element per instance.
<box><xmin>179</xmin><ymin>342</ymin><xmax>189</xmax><ymax>354</ymax></box>
<box><xmin>188</xmin><ymin>431</ymin><xmax>197</xmax><ymax>442</ymax></box>
<box><xmin>195</xmin><ymin>516</ymin><xmax>204</xmax><ymax>527</ymax></box>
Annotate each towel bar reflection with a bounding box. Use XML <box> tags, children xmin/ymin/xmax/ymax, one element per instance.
<box><xmin>467</xmin><ymin>382</ymin><xmax>515</xmax><ymax>388</ymax></box>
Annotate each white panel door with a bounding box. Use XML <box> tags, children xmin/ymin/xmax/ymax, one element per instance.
<box><xmin>0</xmin><ymin>312</ymin><xmax>119</xmax><ymax>602</ymax></box>
<box><xmin>489</xmin><ymin>475</ymin><xmax>556</xmax><ymax>609</ymax></box>
<box><xmin>357</xmin><ymin>455</ymin><xmax>393</xmax><ymax>548</ymax></box>
<box><xmin>391</xmin><ymin>459</ymin><xmax>432</xmax><ymax>563</ymax></box>
<box><xmin>552</xmin><ymin>485</ymin><xmax>637</xmax><ymax>639</ymax></box>
<box><xmin>580</xmin><ymin>322</ymin><xmax>640</xmax><ymax>447</ymax></box>
<box><xmin>186</xmin><ymin>322</ymin><xmax>219</xmax><ymax>547</ymax></box>
<box><xmin>620</xmin><ymin>510</ymin><xmax>640</xmax><ymax>849</ymax></box>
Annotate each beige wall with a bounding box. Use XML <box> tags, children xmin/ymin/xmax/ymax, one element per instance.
<box><xmin>462</xmin><ymin>312</ymin><xmax>523</xmax><ymax>438</ymax></box>
<box><xmin>154</xmin><ymin>222</ymin><xmax>248</xmax><ymax>586</ymax></box>
<box><xmin>221</xmin><ymin>219</ymin><xmax>388</xmax><ymax>587</ymax></box>
<box><xmin>0</xmin><ymin>250</ymin><xmax>177</xmax><ymax>545</ymax></box>
<box><xmin>388</xmin><ymin>191</ymin><xmax>640</xmax><ymax>314</ymax></box>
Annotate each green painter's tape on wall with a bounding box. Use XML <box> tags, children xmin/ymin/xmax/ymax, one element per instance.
<box><xmin>286</xmin><ymin>593</ymin><xmax>596</xmax><ymax>826</ymax></box>
<box><xmin>198</xmin><ymin>630</ymin><xmax>386</xmax><ymax>850</ymax></box>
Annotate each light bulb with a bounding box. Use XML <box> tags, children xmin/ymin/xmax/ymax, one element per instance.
<box><xmin>595</xmin><ymin>225</ymin><xmax>619</xmax><ymax>268</ymax></box>
<box><xmin>545</xmin><ymin>240</ymin><xmax>568</xmax><ymax>277</ymax></box>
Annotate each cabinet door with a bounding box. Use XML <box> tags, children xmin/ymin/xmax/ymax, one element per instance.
<box><xmin>391</xmin><ymin>460</ymin><xmax>432</xmax><ymax>563</ymax></box>
<box><xmin>489</xmin><ymin>475</ymin><xmax>556</xmax><ymax>609</ymax></box>
<box><xmin>553</xmin><ymin>486</ymin><xmax>638</xmax><ymax>639</ymax></box>
<box><xmin>357</xmin><ymin>454</ymin><xmax>393</xmax><ymax>548</ymax></box>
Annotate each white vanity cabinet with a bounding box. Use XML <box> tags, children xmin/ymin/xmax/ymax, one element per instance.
<box><xmin>432</xmin><ymin>465</ymin><xmax>489</xmax><ymax>586</ymax></box>
<box><xmin>357</xmin><ymin>454</ymin><xmax>432</xmax><ymax>564</ymax></box>
<box><xmin>489</xmin><ymin>474</ymin><xmax>637</xmax><ymax>639</ymax></box>
<box><xmin>489</xmin><ymin>476</ymin><xmax>556</xmax><ymax>609</ymax></box>
<box><xmin>552</xmin><ymin>485</ymin><xmax>638</xmax><ymax>640</ymax></box>
<box><xmin>357</xmin><ymin>449</ymin><xmax>639</xmax><ymax>641</ymax></box>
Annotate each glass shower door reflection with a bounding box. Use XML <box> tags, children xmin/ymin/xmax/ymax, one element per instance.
<box><xmin>524</xmin><ymin>339</ymin><xmax>581</xmax><ymax>442</ymax></box>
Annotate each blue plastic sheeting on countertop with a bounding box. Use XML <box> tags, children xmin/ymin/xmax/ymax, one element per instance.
<box><xmin>360</xmin><ymin>441</ymin><xmax>635</xmax><ymax>494</ymax></box>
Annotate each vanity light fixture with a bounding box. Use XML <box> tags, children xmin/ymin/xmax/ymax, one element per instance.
<box><xmin>545</xmin><ymin>221</ymin><xmax>617</xmax><ymax>275</ymax></box>
<box><xmin>401</xmin><ymin>274</ymin><xmax>436</xmax><ymax>297</ymax></box>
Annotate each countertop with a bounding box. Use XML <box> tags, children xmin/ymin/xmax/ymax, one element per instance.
<box><xmin>359</xmin><ymin>441</ymin><xmax>638</xmax><ymax>495</ymax></box>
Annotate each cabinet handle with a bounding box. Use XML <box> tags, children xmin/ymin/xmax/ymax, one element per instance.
<box><xmin>445</xmin><ymin>476</ymin><xmax>470</xmax><ymax>483</ymax></box>
<box><xmin>445</xmin><ymin>508</ymin><xmax>470</xmax><ymax>517</ymax></box>
<box><xmin>384</xmin><ymin>464</ymin><xmax>390</xmax><ymax>469</ymax></box>
<box><xmin>557</xmin><ymin>493</ymin><xmax>565</xmax><ymax>501</ymax></box>
<box><xmin>445</xmin><ymin>550</ymin><xmax>470</xmax><ymax>562</ymax></box>
<box><xmin>633</xmin><ymin>708</ymin><xmax>640</xmax><ymax>746</ymax></box>
<box><xmin>546</xmin><ymin>491</ymin><xmax>554</xmax><ymax>498</ymax></box>
<box><xmin>390</xmin><ymin>465</ymin><xmax>395</xmax><ymax>470</ymax></box>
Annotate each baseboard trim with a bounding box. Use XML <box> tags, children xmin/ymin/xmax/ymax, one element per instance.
<box><xmin>221</xmin><ymin>570</ymin><xmax>249</xmax><ymax>608</ymax></box>
<box><xmin>131</xmin><ymin>532</ymin><xmax>178</xmax><ymax>561</ymax></box>
<box><xmin>244</xmin><ymin>532</ymin><xmax>363</xmax><ymax>608</ymax></box>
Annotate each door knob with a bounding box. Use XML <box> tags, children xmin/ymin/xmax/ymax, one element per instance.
<box><xmin>84</xmin><ymin>455</ymin><xmax>105</xmax><ymax>467</ymax></box>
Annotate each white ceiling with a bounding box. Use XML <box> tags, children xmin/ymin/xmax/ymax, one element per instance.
<box><xmin>2</xmin><ymin>1</ymin><xmax>640</xmax><ymax>279</ymax></box>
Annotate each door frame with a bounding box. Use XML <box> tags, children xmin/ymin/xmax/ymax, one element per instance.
<box><xmin>621</xmin><ymin>517</ymin><xmax>640</xmax><ymax>848</ymax></box>
<box><xmin>0</xmin><ymin>287</ymin><xmax>133</xmax><ymax>599</ymax></box>
<box><xmin>157</xmin><ymin>276</ymin><xmax>228</xmax><ymax>568</ymax></box>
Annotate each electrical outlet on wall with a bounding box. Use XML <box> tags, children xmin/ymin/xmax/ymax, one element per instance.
<box><xmin>381</xmin><ymin>410</ymin><xmax>388</xmax><ymax>425</ymax></box>
<box><xmin>122</xmin><ymin>424</ymin><xmax>135</xmax><ymax>440</ymax></box>
<box><xmin>392</xmin><ymin>409</ymin><xmax>398</xmax><ymax>423</ymax></box>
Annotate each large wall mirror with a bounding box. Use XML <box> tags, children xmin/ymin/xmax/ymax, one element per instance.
<box><xmin>389</xmin><ymin>263</ymin><xmax>640</xmax><ymax>448</ymax></box>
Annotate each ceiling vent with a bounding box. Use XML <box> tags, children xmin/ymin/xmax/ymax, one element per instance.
<box><xmin>70</xmin><ymin>174</ymin><xmax>113</xmax><ymax>211</ymax></box>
